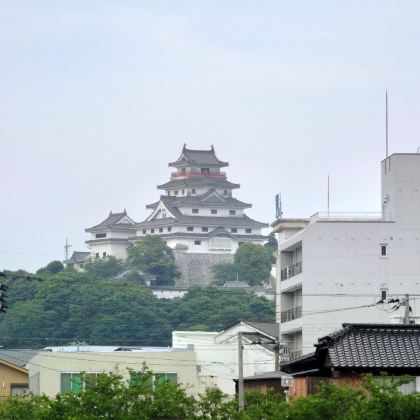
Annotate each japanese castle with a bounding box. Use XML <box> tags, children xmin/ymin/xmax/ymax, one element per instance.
<box><xmin>67</xmin><ymin>145</ymin><xmax>268</xmax><ymax>269</ymax></box>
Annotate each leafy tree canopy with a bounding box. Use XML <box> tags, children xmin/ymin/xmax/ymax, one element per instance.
<box><xmin>36</xmin><ymin>260</ymin><xmax>64</xmax><ymax>275</ymax></box>
<box><xmin>264</xmin><ymin>232</ymin><xmax>278</xmax><ymax>264</ymax></box>
<box><xmin>126</xmin><ymin>235</ymin><xmax>180</xmax><ymax>286</ymax></box>
<box><xmin>83</xmin><ymin>256</ymin><xmax>124</xmax><ymax>280</ymax></box>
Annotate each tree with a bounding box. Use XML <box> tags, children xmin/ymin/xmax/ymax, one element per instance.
<box><xmin>212</xmin><ymin>262</ymin><xmax>238</xmax><ymax>285</ymax></box>
<box><xmin>234</xmin><ymin>243</ymin><xmax>272</xmax><ymax>286</ymax></box>
<box><xmin>126</xmin><ymin>236</ymin><xmax>180</xmax><ymax>286</ymax></box>
<box><xmin>264</xmin><ymin>232</ymin><xmax>278</xmax><ymax>264</ymax></box>
<box><xmin>36</xmin><ymin>260</ymin><xmax>64</xmax><ymax>275</ymax></box>
<box><xmin>83</xmin><ymin>256</ymin><xmax>124</xmax><ymax>280</ymax></box>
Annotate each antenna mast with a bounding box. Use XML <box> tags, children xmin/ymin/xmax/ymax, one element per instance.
<box><xmin>327</xmin><ymin>174</ymin><xmax>330</xmax><ymax>215</ymax></box>
<box><xmin>64</xmin><ymin>238</ymin><xmax>72</xmax><ymax>261</ymax></box>
<box><xmin>386</xmin><ymin>90</ymin><xmax>389</xmax><ymax>158</ymax></box>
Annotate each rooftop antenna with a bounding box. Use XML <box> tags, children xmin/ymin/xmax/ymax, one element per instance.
<box><xmin>64</xmin><ymin>238</ymin><xmax>72</xmax><ymax>261</ymax></box>
<box><xmin>386</xmin><ymin>90</ymin><xmax>389</xmax><ymax>158</ymax></box>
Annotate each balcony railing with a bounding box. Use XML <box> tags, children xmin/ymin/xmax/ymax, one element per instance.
<box><xmin>281</xmin><ymin>261</ymin><xmax>302</xmax><ymax>281</ymax></box>
<box><xmin>171</xmin><ymin>171</ymin><xmax>227</xmax><ymax>179</ymax></box>
<box><xmin>281</xmin><ymin>305</ymin><xmax>302</xmax><ymax>323</ymax></box>
<box><xmin>311</xmin><ymin>212</ymin><xmax>393</xmax><ymax>222</ymax></box>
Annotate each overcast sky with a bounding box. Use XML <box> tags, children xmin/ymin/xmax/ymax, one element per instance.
<box><xmin>1</xmin><ymin>1</ymin><xmax>420</xmax><ymax>272</ymax></box>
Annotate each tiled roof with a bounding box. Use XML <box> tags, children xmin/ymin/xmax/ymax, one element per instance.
<box><xmin>0</xmin><ymin>349</ymin><xmax>40</xmax><ymax>369</ymax></box>
<box><xmin>169</xmin><ymin>145</ymin><xmax>229</xmax><ymax>167</ymax></box>
<box><xmin>86</xmin><ymin>211</ymin><xmax>136</xmax><ymax>232</ymax></box>
<box><xmin>66</xmin><ymin>251</ymin><xmax>91</xmax><ymax>263</ymax></box>
<box><xmin>157</xmin><ymin>178</ymin><xmax>240</xmax><ymax>190</ymax></box>
<box><xmin>317</xmin><ymin>323</ymin><xmax>420</xmax><ymax>369</ymax></box>
<box><xmin>246</xmin><ymin>322</ymin><xmax>279</xmax><ymax>339</ymax></box>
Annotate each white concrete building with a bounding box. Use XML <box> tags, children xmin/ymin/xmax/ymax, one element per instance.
<box><xmin>272</xmin><ymin>153</ymin><xmax>420</xmax><ymax>359</ymax></box>
<box><xmin>173</xmin><ymin>321</ymin><xmax>278</xmax><ymax>395</ymax></box>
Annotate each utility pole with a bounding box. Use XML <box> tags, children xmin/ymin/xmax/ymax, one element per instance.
<box><xmin>274</xmin><ymin>341</ymin><xmax>280</xmax><ymax>371</ymax></box>
<box><xmin>238</xmin><ymin>332</ymin><xmax>244</xmax><ymax>411</ymax></box>
<box><xmin>404</xmin><ymin>294</ymin><xmax>410</xmax><ymax>324</ymax></box>
<box><xmin>64</xmin><ymin>239</ymin><xmax>72</xmax><ymax>261</ymax></box>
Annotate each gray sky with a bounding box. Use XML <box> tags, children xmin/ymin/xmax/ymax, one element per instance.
<box><xmin>1</xmin><ymin>1</ymin><xmax>420</xmax><ymax>272</ymax></box>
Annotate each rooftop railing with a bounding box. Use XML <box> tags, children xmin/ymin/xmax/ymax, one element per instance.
<box><xmin>311</xmin><ymin>212</ymin><xmax>393</xmax><ymax>222</ymax></box>
<box><xmin>171</xmin><ymin>171</ymin><xmax>227</xmax><ymax>179</ymax></box>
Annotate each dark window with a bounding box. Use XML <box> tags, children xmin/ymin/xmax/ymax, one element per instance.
<box><xmin>202</xmin><ymin>227</ymin><xmax>209</xmax><ymax>232</ymax></box>
<box><xmin>192</xmin><ymin>189</ymin><xmax>196</xmax><ymax>194</ymax></box>
<box><xmin>61</xmin><ymin>373</ymin><xmax>82</xmax><ymax>393</ymax></box>
<box><xmin>103</xmin><ymin>252</ymin><xmax>107</xmax><ymax>258</ymax></box>
<box><xmin>168</xmin><ymin>227</ymin><xmax>172</xmax><ymax>232</ymax></box>
<box><xmin>187</xmin><ymin>226</ymin><xmax>194</xmax><ymax>232</ymax></box>
<box><xmin>95</xmin><ymin>253</ymin><xmax>99</xmax><ymax>259</ymax></box>
<box><xmin>167</xmin><ymin>191</ymin><xmax>170</xmax><ymax>196</ymax></box>
<box><xmin>95</xmin><ymin>233</ymin><xmax>106</xmax><ymax>239</ymax></box>
<box><xmin>182</xmin><ymin>189</ymin><xmax>185</xmax><ymax>195</ymax></box>
<box><xmin>246</xmin><ymin>228</ymin><xmax>252</xmax><ymax>234</ymax></box>
<box><xmin>231</xmin><ymin>228</ymin><xmax>237</xmax><ymax>233</ymax></box>
<box><xmin>201</xmin><ymin>168</ymin><xmax>210</xmax><ymax>174</ymax></box>
<box><xmin>159</xmin><ymin>228</ymin><xmax>163</xmax><ymax>233</ymax></box>
<box><xmin>192</xmin><ymin>209</ymin><xmax>199</xmax><ymax>214</ymax></box>
<box><xmin>381</xmin><ymin>244</ymin><xmax>388</xmax><ymax>257</ymax></box>
<box><xmin>224</xmin><ymin>190</ymin><xmax>228</xmax><ymax>196</ymax></box>
<box><xmin>142</xmin><ymin>229</ymin><xmax>146</xmax><ymax>234</ymax></box>
<box><xmin>151</xmin><ymin>229</ymin><xmax>155</xmax><ymax>234</ymax></box>
<box><xmin>211</xmin><ymin>209</ymin><xmax>217</xmax><ymax>214</ymax></box>
<box><xmin>194</xmin><ymin>240</ymin><xmax>201</xmax><ymax>245</ymax></box>
<box><xmin>174</xmin><ymin>190</ymin><xmax>178</xmax><ymax>195</ymax></box>
<box><xmin>229</xmin><ymin>210</ymin><xmax>236</xmax><ymax>215</ymax></box>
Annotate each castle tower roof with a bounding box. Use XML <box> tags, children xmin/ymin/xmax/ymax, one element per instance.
<box><xmin>169</xmin><ymin>145</ymin><xmax>229</xmax><ymax>168</ymax></box>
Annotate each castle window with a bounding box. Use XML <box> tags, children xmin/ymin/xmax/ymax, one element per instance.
<box><xmin>229</xmin><ymin>210</ymin><xmax>236</xmax><ymax>215</ymax></box>
<box><xmin>192</xmin><ymin>209</ymin><xmax>199</xmax><ymax>214</ymax></box>
<box><xmin>381</xmin><ymin>244</ymin><xmax>388</xmax><ymax>257</ymax></box>
<box><xmin>202</xmin><ymin>227</ymin><xmax>209</xmax><ymax>232</ymax></box>
<box><xmin>224</xmin><ymin>190</ymin><xmax>228</xmax><ymax>196</ymax></box>
<box><xmin>95</xmin><ymin>233</ymin><xmax>107</xmax><ymax>239</ymax></box>
<box><xmin>231</xmin><ymin>228</ymin><xmax>237</xmax><ymax>233</ymax></box>
<box><xmin>151</xmin><ymin>229</ymin><xmax>155</xmax><ymax>234</ymax></box>
<box><xmin>168</xmin><ymin>227</ymin><xmax>172</xmax><ymax>232</ymax></box>
<box><xmin>167</xmin><ymin>191</ymin><xmax>170</xmax><ymax>196</ymax></box>
<box><xmin>162</xmin><ymin>213</ymin><xmax>166</xmax><ymax>218</ymax></box>
<box><xmin>246</xmin><ymin>228</ymin><xmax>252</xmax><ymax>234</ymax></box>
<box><xmin>103</xmin><ymin>252</ymin><xmax>107</xmax><ymax>258</ymax></box>
<box><xmin>142</xmin><ymin>229</ymin><xmax>146</xmax><ymax>234</ymax></box>
<box><xmin>201</xmin><ymin>168</ymin><xmax>210</xmax><ymax>174</ymax></box>
<box><xmin>182</xmin><ymin>189</ymin><xmax>185</xmax><ymax>195</ymax></box>
<box><xmin>211</xmin><ymin>209</ymin><xmax>217</xmax><ymax>215</ymax></box>
<box><xmin>192</xmin><ymin>189</ymin><xmax>196</xmax><ymax>195</ymax></box>
<box><xmin>159</xmin><ymin>228</ymin><xmax>163</xmax><ymax>233</ymax></box>
<box><xmin>174</xmin><ymin>190</ymin><xmax>178</xmax><ymax>195</ymax></box>
<box><xmin>194</xmin><ymin>240</ymin><xmax>201</xmax><ymax>245</ymax></box>
<box><xmin>95</xmin><ymin>253</ymin><xmax>99</xmax><ymax>259</ymax></box>
<box><xmin>187</xmin><ymin>226</ymin><xmax>194</xmax><ymax>232</ymax></box>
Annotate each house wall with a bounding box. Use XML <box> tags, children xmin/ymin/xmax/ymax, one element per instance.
<box><xmin>0</xmin><ymin>364</ymin><xmax>28</xmax><ymax>398</ymax></box>
<box><xmin>28</xmin><ymin>350</ymin><xmax>203</xmax><ymax>397</ymax></box>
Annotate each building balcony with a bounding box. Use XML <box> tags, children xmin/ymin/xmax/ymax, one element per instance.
<box><xmin>281</xmin><ymin>261</ymin><xmax>302</xmax><ymax>281</ymax></box>
<box><xmin>281</xmin><ymin>305</ymin><xmax>302</xmax><ymax>323</ymax></box>
<box><xmin>171</xmin><ymin>171</ymin><xmax>227</xmax><ymax>179</ymax></box>
<box><xmin>310</xmin><ymin>212</ymin><xmax>393</xmax><ymax>222</ymax></box>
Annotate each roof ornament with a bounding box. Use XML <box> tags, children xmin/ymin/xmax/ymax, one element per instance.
<box><xmin>109</xmin><ymin>210</ymin><xmax>113</xmax><ymax>215</ymax></box>
<box><xmin>124</xmin><ymin>208</ymin><xmax>127</xmax><ymax>214</ymax></box>
<box><xmin>183</xmin><ymin>143</ymin><xmax>187</xmax><ymax>150</ymax></box>
<box><xmin>211</xmin><ymin>144</ymin><xmax>214</xmax><ymax>151</ymax></box>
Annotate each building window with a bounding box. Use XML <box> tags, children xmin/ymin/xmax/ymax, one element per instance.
<box><xmin>174</xmin><ymin>190</ymin><xmax>178</xmax><ymax>195</ymax></box>
<box><xmin>187</xmin><ymin>226</ymin><xmax>194</xmax><ymax>232</ymax></box>
<box><xmin>202</xmin><ymin>227</ymin><xmax>209</xmax><ymax>232</ymax></box>
<box><xmin>194</xmin><ymin>240</ymin><xmax>201</xmax><ymax>245</ymax></box>
<box><xmin>10</xmin><ymin>384</ymin><xmax>29</xmax><ymax>397</ymax></box>
<box><xmin>130</xmin><ymin>372</ymin><xmax>177</xmax><ymax>389</ymax></box>
<box><xmin>209</xmin><ymin>237</ymin><xmax>232</xmax><ymax>250</ymax></box>
<box><xmin>229</xmin><ymin>210</ymin><xmax>236</xmax><ymax>215</ymax></box>
<box><xmin>95</xmin><ymin>253</ymin><xmax>99</xmax><ymax>259</ymax></box>
<box><xmin>103</xmin><ymin>252</ymin><xmax>107</xmax><ymax>258</ymax></box>
<box><xmin>201</xmin><ymin>168</ymin><xmax>210</xmax><ymax>174</ymax></box>
<box><xmin>167</xmin><ymin>191</ymin><xmax>170</xmax><ymax>196</ymax></box>
<box><xmin>61</xmin><ymin>373</ymin><xmax>83</xmax><ymax>393</ymax></box>
<box><xmin>381</xmin><ymin>244</ymin><xmax>388</xmax><ymax>257</ymax></box>
<box><xmin>162</xmin><ymin>213</ymin><xmax>166</xmax><ymax>218</ymax></box>
<box><xmin>142</xmin><ymin>229</ymin><xmax>146</xmax><ymax>234</ymax></box>
<box><xmin>182</xmin><ymin>189</ymin><xmax>185</xmax><ymax>195</ymax></box>
<box><xmin>168</xmin><ymin>227</ymin><xmax>172</xmax><ymax>232</ymax></box>
<box><xmin>224</xmin><ymin>190</ymin><xmax>228</xmax><ymax>196</ymax></box>
<box><xmin>192</xmin><ymin>189</ymin><xmax>196</xmax><ymax>195</ymax></box>
<box><xmin>192</xmin><ymin>209</ymin><xmax>199</xmax><ymax>214</ymax></box>
<box><xmin>95</xmin><ymin>233</ymin><xmax>106</xmax><ymax>239</ymax></box>
<box><xmin>246</xmin><ymin>228</ymin><xmax>252</xmax><ymax>234</ymax></box>
<box><xmin>231</xmin><ymin>228</ymin><xmax>237</xmax><ymax>233</ymax></box>
<box><xmin>151</xmin><ymin>229</ymin><xmax>155</xmax><ymax>234</ymax></box>
<box><xmin>211</xmin><ymin>209</ymin><xmax>217</xmax><ymax>214</ymax></box>
<box><xmin>159</xmin><ymin>228</ymin><xmax>163</xmax><ymax>233</ymax></box>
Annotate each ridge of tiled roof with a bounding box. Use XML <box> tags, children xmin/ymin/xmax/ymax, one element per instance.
<box><xmin>86</xmin><ymin>211</ymin><xmax>136</xmax><ymax>232</ymax></box>
<box><xmin>157</xmin><ymin>178</ymin><xmax>240</xmax><ymax>190</ymax></box>
<box><xmin>0</xmin><ymin>349</ymin><xmax>40</xmax><ymax>368</ymax></box>
<box><xmin>316</xmin><ymin>323</ymin><xmax>420</xmax><ymax>369</ymax></box>
<box><xmin>66</xmin><ymin>251</ymin><xmax>91</xmax><ymax>263</ymax></box>
<box><xmin>245</xmin><ymin>322</ymin><xmax>279</xmax><ymax>339</ymax></box>
<box><xmin>169</xmin><ymin>145</ymin><xmax>229</xmax><ymax>167</ymax></box>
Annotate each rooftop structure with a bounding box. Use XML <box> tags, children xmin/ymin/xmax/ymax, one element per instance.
<box><xmin>272</xmin><ymin>153</ymin><xmax>420</xmax><ymax>360</ymax></box>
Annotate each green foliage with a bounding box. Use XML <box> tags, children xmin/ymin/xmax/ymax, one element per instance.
<box><xmin>0</xmin><ymin>272</ymin><xmax>274</xmax><ymax>348</ymax></box>
<box><xmin>83</xmin><ymin>256</ymin><xmax>124</xmax><ymax>280</ymax></box>
<box><xmin>1</xmin><ymin>372</ymin><xmax>420</xmax><ymax>419</ymax></box>
<box><xmin>212</xmin><ymin>262</ymin><xmax>238</xmax><ymax>285</ymax></box>
<box><xmin>36</xmin><ymin>260</ymin><xmax>64</xmax><ymax>275</ymax></box>
<box><xmin>126</xmin><ymin>235</ymin><xmax>180</xmax><ymax>286</ymax></box>
<box><xmin>264</xmin><ymin>232</ymin><xmax>278</xmax><ymax>264</ymax></box>
<box><xmin>234</xmin><ymin>243</ymin><xmax>272</xmax><ymax>286</ymax></box>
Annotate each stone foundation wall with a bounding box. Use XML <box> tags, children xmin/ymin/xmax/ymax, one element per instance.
<box><xmin>173</xmin><ymin>251</ymin><xmax>234</xmax><ymax>287</ymax></box>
